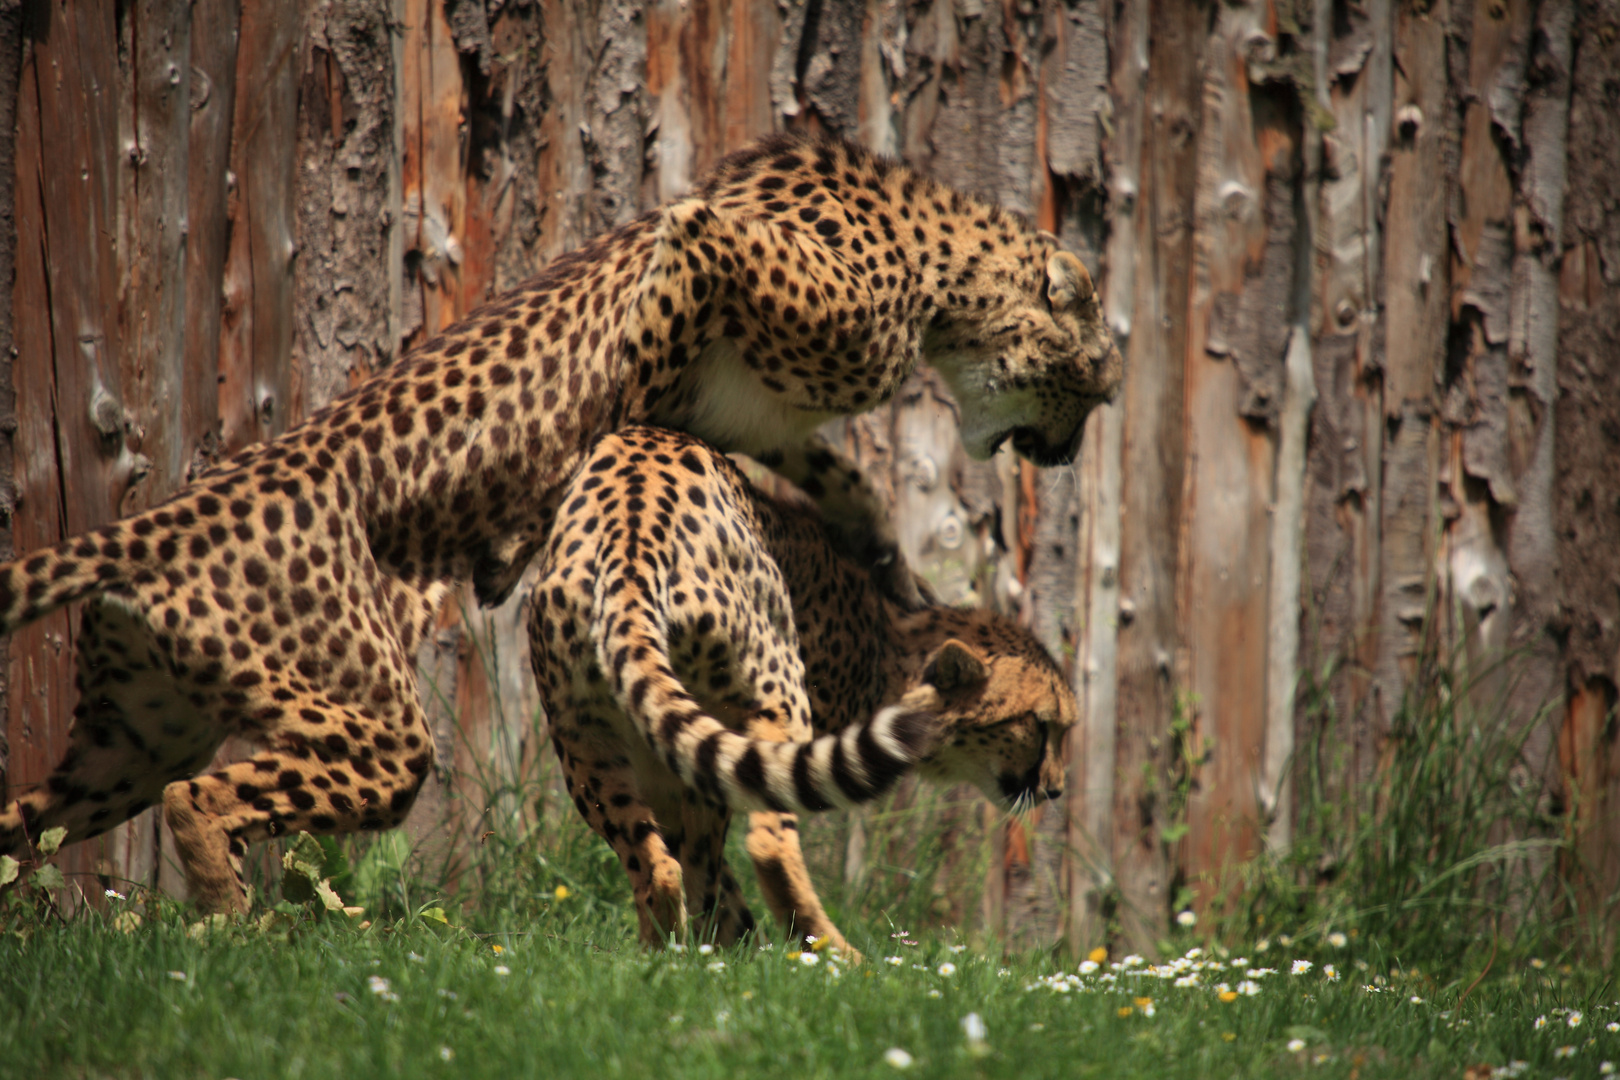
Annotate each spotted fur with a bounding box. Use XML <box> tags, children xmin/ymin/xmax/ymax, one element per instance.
<box><xmin>531</xmin><ymin>427</ymin><xmax>1077</xmax><ymax>953</ymax></box>
<box><xmin>0</xmin><ymin>132</ymin><xmax>1115</xmax><ymax>913</ymax></box>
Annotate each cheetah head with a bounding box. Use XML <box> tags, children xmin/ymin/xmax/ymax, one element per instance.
<box><xmin>901</xmin><ymin>612</ymin><xmax>1079</xmax><ymax>811</ymax></box>
<box><xmin>929</xmin><ymin>243</ymin><xmax>1123</xmax><ymax>467</ymax></box>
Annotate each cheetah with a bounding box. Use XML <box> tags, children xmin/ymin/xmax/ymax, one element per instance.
<box><xmin>0</xmin><ymin>132</ymin><xmax>1117</xmax><ymax>912</ymax></box>
<box><xmin>530</xmin><ymin>427</ymin><xmax>1076</xmax><ymax>954</ymax></box>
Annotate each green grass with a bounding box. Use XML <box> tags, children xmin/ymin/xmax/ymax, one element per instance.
<box><xmin>1</xmin><ymin>903</ymin><xmax>1616</xmax><ymax>1080</ymax></box>
<box><xmin>4</xmin><ymin>607</ymin><xmax>1613</xmax><ymax>1078</ymax></box>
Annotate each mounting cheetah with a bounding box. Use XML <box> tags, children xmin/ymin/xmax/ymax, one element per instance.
<box><xmin>0</xmin><ymin>131</ymin><xmax>1120</xmax><ymax>912</ymax></box>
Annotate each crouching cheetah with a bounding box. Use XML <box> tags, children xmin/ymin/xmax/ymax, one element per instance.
<box><xmin>0</xmin><ymin>131</ymin><xmax>1116</xmax><ymax>912</ymax></box>
<box><xmin>530</xmin><ymin>427</ymin><xmax>1077</xmax><ymax>953</ymax></box>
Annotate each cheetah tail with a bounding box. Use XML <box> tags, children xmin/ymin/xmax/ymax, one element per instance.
<box><xmin>617</xmin><ymin>646</ymin><xmax>947</xmax><ymax>815</ymax></box>
<box><xmin>0</xmin><ymin>527</ymin><xmax>128</xmax><ymax>636</ymax></box>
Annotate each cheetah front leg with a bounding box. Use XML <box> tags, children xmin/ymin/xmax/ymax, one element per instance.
<box><xmin>162</xmin><ymin>701</ymin><xmax>435</xmax><ymax>913</ymax></box>
<box><xmin>639</xmin><ymin>202</ymin><xmax>930</xmax><ymax>611</ymax></box>
<box><xmin>744</xmin><ymin>811</ymin><xmax>859</xmax><ymax>961</ymax></box>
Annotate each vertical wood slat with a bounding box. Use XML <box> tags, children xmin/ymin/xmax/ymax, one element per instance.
<box><xmin>180</xmin><ymin>0</ymin><xmax>239</xmax><ymax>471</ymax></box>
<box><xmin>1302</xmin><ymin>0</ymin><xmax>1384</xmax><ymax>807</ymax></box>
<box><xmin>1109</xmin><ymin>0</ymin><xmax>1204</xmax><ymax>952</ymax></box>
<box><xmin>103</xmin><ymin>0</ymin><xmax>196</xmax><ymax>889</ymax></box>
<box><xmin>1555</xmin><ymin>0</ymin><xmax>1620</xmax><ymax>948</ymax></box>
<box><xmin>1067</xmin><ymin>0</ymin><xmax>1142</xmax><ymax>953</ymax></box>
<box><xmin>1502</xmin><ymin>0</ymin><xmax>1571</xmax><ymax>807</ymax></box>
<box><xmin>9</xmin><ymin>2</ymin><xmax>128</xmax><ymax>896</ymax></box>
<box><xmin>1179</xmin><ymin>0</ymin><xmax>1285</xmax><ymax>899</ymax></box>
<box><xmin>217</xmin><ymin>0</ymin><xmax>301</xmax><ymax>453</ymax></box>
<box><xmin>0</xmin><ymin>1</ymin><xmax>23</xmax><ymax>805</ymax></box>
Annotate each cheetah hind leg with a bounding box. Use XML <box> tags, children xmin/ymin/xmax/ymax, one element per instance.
<box><xmin>0</xmin><ymin>598</ymin><xmax>223</xmax><ymax>860</ymax></box>
<box><xmin>745</xmin><ymin>811</ymin><xmax>860</xmax><ymax>961</ymax></box>
<box><xmin>162</xmin><ymin>723</ymin><xmax>432</xmax><ymax>914</ymax></box>
<box><xmin>550</xmin><ymin>724</ymin><xmax>688</xmax><ymax>946</ymax></box>
<box><xmin>675</xmin><ymin>795</ymin><xmax>757</xmax><ymax>949</ymax></box>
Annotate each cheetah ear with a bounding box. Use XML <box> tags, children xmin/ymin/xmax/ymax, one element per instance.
<box><xmin>921</xmin><ymin>639</ymin><xmax>989</xmax><ymax>693</ymax></box>
<box><xmin>1045</xmin><ymin>251</ymin><xmax>1093</xmax><ymax>310</ymax></box>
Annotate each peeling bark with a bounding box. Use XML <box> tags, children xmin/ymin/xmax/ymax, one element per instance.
<box><xmin>297</xmin><ymin>1</ymin><xmax>401</xmax><ymax>404</ymax></box>
<box><xmin>1554</xmin><ymin>0</ymin><xmax>1620</xmax><ymax>949</ymax></box>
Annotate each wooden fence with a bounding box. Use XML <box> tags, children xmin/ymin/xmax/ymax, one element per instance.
<box><xmin>1</xmin><ymin>0</ymin><xmax>1615</xmax><ymax>950</ymax></box>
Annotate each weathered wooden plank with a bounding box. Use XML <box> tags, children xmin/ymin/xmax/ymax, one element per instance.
<box><xmin>1180</xmin><ymin>0</ymin><xmax>1287</xmax><ymax>895</ymax></box>
<box><xmin>1500</xmin><ymin>0</ymin><xmax>1571</xmax><ymax>795</ymax></box>
<box><xmin>645</xmin><ymin>0</ymin><xmax>781</xmax><ymax>202</ymax></box>
<box><xmin>1262</xmin><ymin>326</ymin><xmax>1315</xmax><ymax>852</ymax></box>
<box><xmin>0</xmin><ymin>0</ymin><xmax>26</xmax><ymax>789</ymax></box>
<box><xmin>217</xmin><ymin>0</ymin><xmax>301</xmax><ymax>451</ymax></box>
<box><xmin>116</xmin><ymin>0</ymin><xmax>193</xmax><ymax>515</ymax></box>
<box><xmin>463</xmin><ymin>2</ymin><xmax>548</xmax><ymax>295</ymax></box>
<box><xmin>1381</xmin><ymin>1</ymin><xmax>1448</xmax><ymax>414</ymax></box>
<box><xmin>1554</xmin><ymin>0</ymin><xmax>1620</xmax><ymax>939</ymax></box>
<box><xmin>180</xmin><ymin>0</ymin><xmax>239</xmax><ymax>473</ymax></box>
<box><xmin>104</xmin><ymin>0</ymin><xmax>195</xmax><ymax>890</ymax></box>
<box><xmin>1441</xmin><ymin>0</ymin><xmax>1535</xmax><ymax>774</ymax></box>
<box><xmin>1066</xmin><ymin>0</ymin><xmax>1142</xmax><ymax>953</ymax></box>
<box><xmin>296</xmin><ymin>0</ymin><xmax>403</xmax><ymax>404</ymax></box>
<box><xmin>401</xmin><ymin>0</ymin><xmax>468</xmax><ymax>347</ymax></box>
<box><xmin>1300</xmin><ymin>0</ymin><xmax>1385</xmax><ymax>800</ymax></box>
<box><xmin>1110</xmin><ymin>0</ymin><xmax>1205</xmax><ymax>952</ymax></box>
<box><xmin>8</xmin><ymin>0</ymin><xmax>129</xmax><ymax>898</ymax></box>
<box><xmin>535</xmin><ymin>0</ymin><xmax>594</xmax><ymax>260</ymax></box>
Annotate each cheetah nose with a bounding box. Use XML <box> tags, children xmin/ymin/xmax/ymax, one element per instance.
<box><xmin>1043</xmin><ymin>784</ymin><xmax>1064</xmax><ymax>802</ymax></box>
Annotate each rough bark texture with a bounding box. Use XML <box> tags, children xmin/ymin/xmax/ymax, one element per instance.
<box><xmin>3</xmin><ymin>0</ymin><xmax>1615</xmax><ymax>945</ymax></box>
<box><xmin>1555</xmin><ymin>0</ymin><xmax>1620</xmax><ymax>942</ymax></box>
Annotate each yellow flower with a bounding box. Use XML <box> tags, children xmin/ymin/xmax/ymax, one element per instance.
<box><xmin>1219</xmin><ymin>990</ymin><xmax>1238</xmax><ymax>1003</ymax></box>
<box><xmin>553</xmin><ymin>885</ymin><xmax>570</xmax><ymax>901</ymax></box>
<box><xmin>1117</xmin><ymin>1006</ymin><xmax>1133</xmax><ymax>1018</ymax></box>
<box><xmin>492</xmin><ymin>944</ymin><xmax>505</xmax><ymax>955</ymax></box>
<box><xmin>1221</xmin><ymin>1032</ymin><xmax>1237</xmax><ymax>1043</ymax></box>
<box><xmin>1088</xmin><ymin>946</ymin><xmax>1108</xmax><ymax>964</ymax></box>
<box><xmin>786</xmin><ymin>951</ymin><xmax>802</xmax><ymax>961</ymax></box>
<box><xmin>1133</xmin><ymin>997</ymin><xmax>1153</xmax><ymax>1009</ymax></box>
